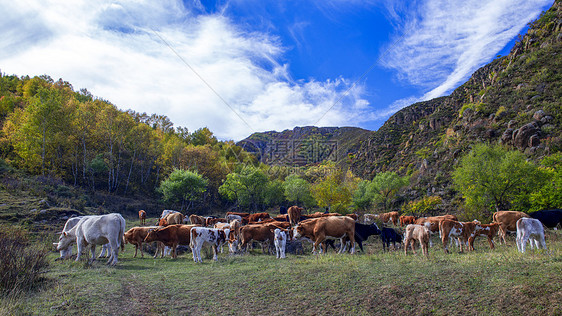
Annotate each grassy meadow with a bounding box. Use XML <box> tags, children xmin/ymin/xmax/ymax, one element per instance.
<box><xmin>2</xmin><ymin>219</ymin><xmax>561</xmax><ymax>316</ymax></box>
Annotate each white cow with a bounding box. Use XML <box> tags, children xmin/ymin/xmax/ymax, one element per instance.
<box><xmin>190</xmin><ymin>227</ymin><xmax>227</xmax><ymax>263</ymax></box>
<box><xmin>55</xmin><ymin>213</ymin><xmax>126</xmax><ymax>265</ymax></box>
<box><xmin>274</xmin><ymin>228</ymin><xmax>287</xmax><ymax>259</ymax></box>
<box><xmin>516</xmin><ymin>217</ymin><xmax>547</xmax><ymax>253</ymax></box>
<box><xmin>226</xmin><ymin>214</ymin><xmax>243</xmax><ymax>223</ymax></box>
<box><xmin>55</xmin><ymin>216</ymin><xmax>84</xmax><ymax>260</ymax></box>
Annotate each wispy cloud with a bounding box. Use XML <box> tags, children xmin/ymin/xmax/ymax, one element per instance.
<box><xmin>381</xmin><ymin>0</ymin><xmax>551</xmax><ymax>108</ymax></box>
<box><xmin>0</xmin><ymin>0</ymin><xmax>371</xmax><ymax>141</ymax></box>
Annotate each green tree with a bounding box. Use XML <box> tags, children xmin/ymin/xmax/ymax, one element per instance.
<box><xmin>370</xmin><ymin>172</ymin><xmax>409</xmax><ymax>212</ymax></box>
<box><xmin>219</xmin><ymin>166</ymin><xmax>268</xmax><ymax>211</ymax></box>
<box><xmin>190</xmin><ymin>127</ymin><xmax>217</xmax><ymax>146</ymax></box>
<box><xmin>310</xmin><ymin>168</ymin><xmax>353</xmax><ymax>213</ymax></box>
<box><xmin>264</xmin><ymin>179</ymin><xmax>286</xmax><ymax>208</ymax></box>
<box><xmin>453</xmin><ymin>143</ymin><xmax>543</xmax><ymax>218</ymax></box>
<box><xmin>284</xmin><ymin>174</ymin><xmax>315</xmax><ymax>208</ymax></box>
<box><xmin>158</xmin><ymin>169</ymin><xmax>208</xmax><ymax>211</ymax></box>
<box><xmin>352</xmin><ymin>180</ymin><xmax>374</xmax><ymax>211</ymax></box>
<box><xmin>529</xmin><ymin>153</ymin><xmax>562</xmax><ymax>212</ymax></box>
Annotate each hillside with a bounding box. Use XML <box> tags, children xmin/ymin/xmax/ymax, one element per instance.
<box><xmin>350</xmin><ymin>1</ymin><xmax>562</xmax><ymax>208</ymax></box>
<box><xmin>237</xmin><ymin>126</ymin><xmax>371</xmax><ymax>166</ymax></box>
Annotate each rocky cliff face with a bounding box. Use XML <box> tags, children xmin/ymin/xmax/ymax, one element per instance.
<box><xmin>237</xmin><ymin>126</ymin><xmax>372</xmax><ymax>167</ymax></box>
<box><xmin>351</xmin><ymin>0</ymin><xmax>562</xmax><ymax>209</ymax></box>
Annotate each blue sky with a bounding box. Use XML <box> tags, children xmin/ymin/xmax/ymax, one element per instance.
<box><xmin>0</xmin><ymin>0</ymin><xmax>553</xmax><ymax>140</ymax></box>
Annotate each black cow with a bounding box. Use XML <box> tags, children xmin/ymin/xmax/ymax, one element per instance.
<box><xmin>325</xmin><ymin>222</ymin><xmax>381</xmax><ymax>252</ymax></box>
<box><xmin>529</xmin><ymin>209</ymin><xmax>562</xmax><ymax>228</ymax></box>
<box><xmin>381</xmin><ymin>227</ymin><xmax>402</xmax><ymax>251</ymax></box>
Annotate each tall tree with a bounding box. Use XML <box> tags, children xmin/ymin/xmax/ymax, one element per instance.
<box><xmin>453</xmin><ymin>143</ymin><xmax>543</xmax><ymax>217</ymax></box>
<box><xmin>158</xmin><ymin>169</ymin><xmax>208</xmax><ymax>211</ymax></box>
<box><xmin>369</xmin><ymin>172</ymin><xmax>409</xmax><ymax>212</ymax></box>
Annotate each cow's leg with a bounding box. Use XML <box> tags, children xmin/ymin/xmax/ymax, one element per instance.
<box><xmin>488</xmin><ymin>236</ymin><xmax>495</xmax><ymax>250</ymax></box>
<box><xmin>539</xmin><ymin>234</ymin><xmax>547</xmax><ymax>250</ymax></box>
<box><xmin>521</xmin><ymin>234</ymin><xmax>529</xmax><ymax>253</ymax></box>
<box><xmin>212</xmin><ymin>244</ymin><xmax>218</xmax><ymax>261</ymax></box>
<box><xmin>281</xmin><ymin>242</ymin><xmax>286</xmax><ymax>258</ymax></box>
<box><xmin>411</xmin><ymin>240</ymin><xmax>417</xmax><ymax>255</ymax></box>
<box><xmin>191</xmin><ymin>243</ymin><xmax>197</xmax><ymax>262</ymax></box>
<box><xmin>442</xmin><ymin>235</ymin><xmax>449</xmax><ymax>254</ymax></box>
<box><xmin>139</xmin><ymin>242</ymin><xmax>144</xmax><ymax>258</ymax></box>
<box><xmin>90</xmin><ymin>245</ymin><xmax>96</xmax><ymax>262</ymax></box>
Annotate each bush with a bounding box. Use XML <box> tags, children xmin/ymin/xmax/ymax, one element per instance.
<box><xmin>0</xmin><ymin>225</ymin><xmax>49</xmax><ymax>296</ymax></box>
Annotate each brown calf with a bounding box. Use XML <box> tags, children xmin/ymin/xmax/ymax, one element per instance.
<box><xmin>468</xmin><ymin>222</ymin><xmax>500</xmax><ymax>250</ymax></box>
<box><xmin>138</xmin><ymin>210</ymin><xmax>146</xmax><ymax>226</ymax></box>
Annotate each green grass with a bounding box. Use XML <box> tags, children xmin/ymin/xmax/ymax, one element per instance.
<box><xmin>2</xmin><ymin>230</ymin><xmax>561</xmax><ymax>315</ymax></box>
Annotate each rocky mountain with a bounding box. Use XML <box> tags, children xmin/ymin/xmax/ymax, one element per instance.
<box><xmin>237</xmin><ymin>126</ymin><xmax>371</xmax><ymax>166</ymax></box>
<box><xmin>351</xmin><ymin>0</ymin><xmax>562</xmax><ymax>206</ymax></box>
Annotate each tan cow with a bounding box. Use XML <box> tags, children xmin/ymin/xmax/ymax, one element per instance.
<box><xmin>439</xmin><ymin>220</ymin><xmax>480</xmax><ymax>253</ymax></box>
<box><xmin>399</xmin><ymin>215</ymin><xmax>418</xmax><ymax>227</ymax></box>
<box><xmin>292</xmin><ymin>216</ymin><xmax>356</xmax><ymax>254</ymax></box>
<box><xmin>404</xmin><ymin>224</ymin><xmax>430</xmax><ymax>257</ymax></box>
<box><xmin>164</xmin><ymin>212</ymin><xmax>185</xmax><ymax>225</ymax></box>
<box><xmin>415</xmin><ymin>215</ymin><xmax>459</xmax><ymax>234</ymax></box>
<box><xmin>287</xmin><ymin>206</ymin><xmax>303</xmax><ymax>226</ymax></box>
<box><xmin>189</xmin><ymin>214</ymin><xmax>206</xmax><ymax>226</ymax></box>
<box><xmin>468</xmin><ymin>222</ymin><xmax>500</xmax><ymax>251</ymax></box>
<box><xmin>492</xmin><ymin>211</ymin><xmax>530</xmax><ymax>244</ymax></box>
<box><xmin>124</xmin><ymin>226</ymin><xmax>159</xmax><ymax>258</ymax></box>
<box><xmin>374</xmin><ymin>211</ymin><xmax>400</xmax><ymax>226</ymax></box>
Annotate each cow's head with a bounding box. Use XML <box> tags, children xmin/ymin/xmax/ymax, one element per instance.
<box><xmin>370</xmin><ymin>223</ymin><xmax>382</xmax><ymax>235</ymax></box>
<box><xmin>293</xmin><ymin>225</ymin><xmax>305</xmax><ymax>239</ymax></box>
<box><xmin>55</xmin><ymin>231</ymin><xmax>74</xmax><ymax>251</ymax></box>
<box><xmin>143</xmin><ymin>228</ymin><xmax>160</xmax><ymax>243</ymax></box>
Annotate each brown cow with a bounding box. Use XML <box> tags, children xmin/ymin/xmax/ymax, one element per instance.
<box><xmin>272</xmin><ymin>214</ymin><xmax>289</xmax><ymax>222</ymax></box>
<box><xmin>492</xmin><ymin>211</ymin><xmax>530</xmax><ymax>244</ymax></box>
<box><xmin>239</xmin><ymin>224</ymin><xmax>276</xmax><ymax>254</ymax></box>
<box><xmin>399</xmin><ymin>215</ymin><xmax>418</xmax><ymax>227</ymax></box>
<box><xmin>226</xmin><ymin>211</ymin><xmax>250</xmax><ymax>217</ymax></box>
<box><xmin>138</xmin><ymin>210</ymin><xmax>147</xmax><ymax>226</ymax></box>
<box><xmin>468</xmin><ymin>222</ymin><xmax>500</xmax><ymax>250</ymax></box>
<box><xmin>189</xmin><ymin>214</ymin><xmax>206</xmax><ymax>226</ymax></box>
<box><xmin>293</xmin><ymin>216</ymin><xmax>356</xmax><ymax>254</ymax></box>
<box><xmin>439</xmin><ymin>220</ymin><xmax>480</xmax><ymax>253</ymax></box>
<box><xmin>404</xmin><ymin>224</ymin><xmax>430</xmax><ymax>256</ymax></box>
<box><xmin>375</xmin><ymin>211</ymin><xmax>400</xmax><ymax>226</ymax></box>
<box><xmin>206</xmin><ymin>217</ymin><xmax>227</xmax><ymax>227</ymax></box>
<box><xmin>143</xmin><ymin>224</ymin><xmax>196</xmax><ymax>259</ymax></box>
<box><xmin>287</xmin><ymin>206</ymin><xmax>303</xmax><ymax>226</ymax></box>
<box><xmin>248</xmin><ymin>212</ymin><xmax>271</xmax><ymax>223</ymax></box>
<box><xmin>124</xmin><ymin>226</ymin><xmax>159</xmax><ymax>258</ymax></box>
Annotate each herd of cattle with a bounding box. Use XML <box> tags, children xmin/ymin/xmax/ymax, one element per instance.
<box><xmin>52</xmin><ymin>207</ymin><xmax>562</xmax><ymax>265</ymax></box>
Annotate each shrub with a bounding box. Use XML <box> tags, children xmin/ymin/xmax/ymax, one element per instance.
<box><xmin>0</xmin><ymin>225</ymin><xmax>50</xmax><ymax>296</ymax></box>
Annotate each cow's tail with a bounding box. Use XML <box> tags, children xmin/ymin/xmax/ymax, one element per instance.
<box><xmin>189</xmin><ymin>229</ymin><xmax>196</xmax><ymax>250</ymax></box>
<box><xmin>492</xmin><ymin>212</ymin><xmax>498</xmax><ymax>223</ymax></box>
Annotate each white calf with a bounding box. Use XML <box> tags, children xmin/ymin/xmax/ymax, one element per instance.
<box><xmin>190</xmin><ymin>227</ymin><xmax>227</xmax><ymax>263</ymax></box>
<box><xmin>516</xmin><ymin>218</ymin><xmax>547</xmax><ymax>253</ymax></box>
<box><xmin>274</xmin><ymin>228</ymin><xmax>287</xmax><ymax>259</ymax></box>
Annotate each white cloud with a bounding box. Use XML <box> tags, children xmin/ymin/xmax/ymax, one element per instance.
<box><xmin>381</xmin><ymin>0</ymin><xmax>551</xmax><ymax>107</ymax></box>
<box><xmin>0</xmin><ymin>0</ymin><xmax>371</xmax><ymax>141</ymax></box>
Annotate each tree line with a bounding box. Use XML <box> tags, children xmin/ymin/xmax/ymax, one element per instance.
<box><xmin>1</xmin><ymin>73</ymin><xmax>560</xmax><ymax>217</ymax></box>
